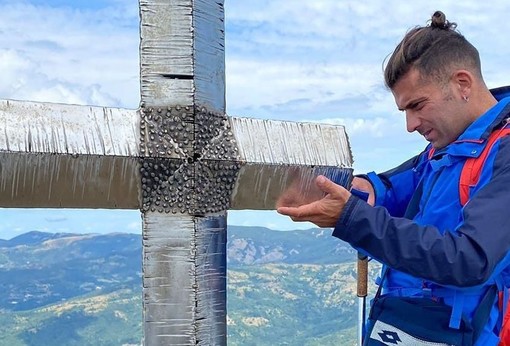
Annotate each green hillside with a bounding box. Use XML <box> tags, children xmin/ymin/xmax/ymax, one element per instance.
<box><xmin>0</xmin><ymin>289</ymin><xmax>141</xmax><ymax>346</ymax></box>
<box><xmin>0</xmin><ymin>228</ymin><xmax>380</xmax><ymax>345</ymax></box>
<box><xmin>0</xmin><ymin>263</ymin><xmax>380</xmax><ymax>346</ymax></box>
<box><xmin>228</xmin><ymin>263</ymin><xmax>361</xmax><ymax>346</ymax></box>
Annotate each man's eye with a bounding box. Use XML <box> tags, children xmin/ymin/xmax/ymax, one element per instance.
<box><xmin>413</xmin><ymin>102</ymin><xmax>424</xmax><ymax>110</ymax></box>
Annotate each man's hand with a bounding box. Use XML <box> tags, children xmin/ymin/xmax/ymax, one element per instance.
<box><xmin>276</xmin><ymin>175</ymin><xmax>351</xmax><ymax>228</ymax></box>
<box><xmin>351</xmin><ymin>177</ymin><xmax>375</xmax><ymax>206</ymax></box>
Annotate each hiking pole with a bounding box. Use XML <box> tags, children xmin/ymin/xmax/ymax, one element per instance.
<box><xmin>350</xmin><ymin>188</ymin><xmax>370</xmax><ymax>346</ymax></box>
<box><xmin>357</xmin><ymin>252</ymin><xmax>368</xmax><ymax>346</ymax></box>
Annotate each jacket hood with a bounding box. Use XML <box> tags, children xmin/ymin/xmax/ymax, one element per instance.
<box><xmin>491</xmin><ymin>85</ymin><xmax>510</xmax><ymax>101</ymax></box>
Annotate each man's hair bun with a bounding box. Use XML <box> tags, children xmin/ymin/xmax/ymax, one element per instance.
<box><xmin>430</xmin><ymin>11</ymin><xmax>457</xmax><ymax>30</ymax></box>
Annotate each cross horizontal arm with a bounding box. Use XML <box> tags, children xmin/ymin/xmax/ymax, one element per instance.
<box><xmin>0</xmin><ymin>99</ymin><xmax>352</xmax><ymax>211</ymax></box>
<box><xmin>0</xmin><ymin>99</ymin><xmax>138</xmax><ymax>156</ymax></box>
<box><xmin>229</xmin><ymin>117</ymin><xmax>353</xmax><ymax>210</ymax></box>
<box><xmin>0</xmin><ymin>99</ymin><xmax>140</xmax><ymax>209</ymax></box>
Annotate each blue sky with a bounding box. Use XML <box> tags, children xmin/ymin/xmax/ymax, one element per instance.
<box><xmin>1</xmin><ymin>0</ymin><xmax>509</xmax><ymax>239</ymax></box>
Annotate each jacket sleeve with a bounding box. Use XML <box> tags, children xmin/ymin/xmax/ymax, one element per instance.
<box><xmin>334</xmin><ymin>137</ymin><xmax>510</xmax><ymax>288</ymax></box>
<box><xmin>360</xmin><ymin>148</ymin><xmax>430</xmax><ymax>217</ymax></box>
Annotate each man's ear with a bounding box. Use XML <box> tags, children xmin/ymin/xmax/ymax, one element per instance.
<box><xmin>451</xmin><ymin>70</ymin><xmax>473</xmax><ymax>99</ymax></box>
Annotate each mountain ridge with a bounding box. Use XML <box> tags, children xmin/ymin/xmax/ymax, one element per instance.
<box><xmin>0</xmin><ymin>226</ymin><xmax>366</xmax><ymax>345</ymax></box>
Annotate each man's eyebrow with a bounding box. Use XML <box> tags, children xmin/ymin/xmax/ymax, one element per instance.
<box><xmin>398</xmin><ymin>97</ymin><xmax>427</xmax><ymax>111</ymax></box>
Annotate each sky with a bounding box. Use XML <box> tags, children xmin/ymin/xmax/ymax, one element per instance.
<box><xmin>0</xmin><ymin>0</ymin><xmax>509</xmax><ymax>239</ymax></box>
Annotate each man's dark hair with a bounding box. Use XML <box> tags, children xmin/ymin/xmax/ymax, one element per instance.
<box><xmin>384</xmin><ymin>11</ymin><xmax>482</xmax><ymax>89</ymax></box>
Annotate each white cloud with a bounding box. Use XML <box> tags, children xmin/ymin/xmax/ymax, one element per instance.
<box><xmin>226</xmin><ymin>59</ymin><xmax>384</xmax><ymax>119</ymax></box>
<box><xmin>226</xmin><ymin>0</ymin><xmax>510</xmax><ymax>124</ymax></box>
<box><xmin>44</xmin><ymin>215</ymin><xmax>68</xmax><ymax>223</ymax></box>
<box><xmin>127</xmin><ymin>221</ymin><xmax>142</xmax><ymax>232</ymax></box>
<box><xmin>0</xmin><ymin>1</ymin><xmax>139</xmax><ymax>107</ymax></box>
<box><xmin>223</xmin><ymin>0</ymin><xmax>510</xmax><ymax>175</ymax></box>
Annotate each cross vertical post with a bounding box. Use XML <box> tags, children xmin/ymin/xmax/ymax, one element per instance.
<box><xmin>139</xmin><ymin>0</ymin><xmax>230</xmax><ymax>344</ymax></box>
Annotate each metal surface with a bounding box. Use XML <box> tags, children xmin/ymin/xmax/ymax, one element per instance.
<box><xmin>139</xmin><ymin>0</ymin><xmax>230</xmax><ymax>344</ymax></box>
<box><xmin>231</xmin><ymin>117</ymin><xmax>352</xmax><ymax>166</ymax></box>
<box><xmin>143</xmin><ymin>212</ymin><xmax>226</xmax><ymax>345</ymax></box>
<box><xmin>0</xmin><ymin>0</ymin><xmax>354</xmax><ymax>345</ymax></box>
<box><xmin>229</xmin><ymin>117</ymin><xmax>353</xmax><ymax>210</ymax></box>
<box><xmin>0</xmin><ymin>99</ymin><xmax>138</xmax><ymax>156</ymax></box>
<box><xmin>0</xmin><ymin>100</ymin><xmax>140</xmax><ymax>209</ymax></box>
<box><xmin>139</xmin><ymin>0</ymin><xmax>224</xmax><ymax>110</ymax></box>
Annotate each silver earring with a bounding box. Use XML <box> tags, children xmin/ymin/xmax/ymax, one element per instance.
<box><xmin>463</xmin><ymin>95</ymin><xmax>469</xmax><ymax>102</ymax></box>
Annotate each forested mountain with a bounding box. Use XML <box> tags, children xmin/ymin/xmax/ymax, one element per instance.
<box><xmin>0</xmin><ymin>227</ymin><xmax>379</xmax><ymax>345</ymax></box>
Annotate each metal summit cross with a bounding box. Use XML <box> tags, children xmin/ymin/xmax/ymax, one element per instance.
<box><xmin>0</xmin><ymin>1</ymin><xmax>353</xmax><ymax>345</ymax></box>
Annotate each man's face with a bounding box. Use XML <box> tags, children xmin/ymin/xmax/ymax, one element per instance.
<box><xmin>391</xmin><ymin>68</ymin><xmax>470</xmax><ymax>149</ymax></box>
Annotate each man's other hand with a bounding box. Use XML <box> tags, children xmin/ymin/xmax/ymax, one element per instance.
<box><xmin>276</xmin><ymin>175</ymin><xmax>351</xmax><ymax>228</ymax></box>
<box><xmin>351</xmin><ymin>177</ymin><xmax>375</xmax><ymax>206</ymax></box>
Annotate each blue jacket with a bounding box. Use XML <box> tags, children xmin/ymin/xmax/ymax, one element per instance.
<box><xmin>333</xmin><ymin>90</ymin><xmax>510</xmax><ymax>345</ymax></box>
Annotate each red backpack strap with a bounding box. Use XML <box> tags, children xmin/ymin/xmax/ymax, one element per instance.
<box><xmin>459</xmin><ymin>125</ymin><xmax>510</xmax><ymax>206</ymax></box>
<box><xmin>428</xmin><ymin>147</ymin><xmax>435</xmax><ymax>159</ymax></box>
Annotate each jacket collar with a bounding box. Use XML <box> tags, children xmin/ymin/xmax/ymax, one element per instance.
<box><xmin>434</xmin><ymin>96</ymin><xmax>510</xmax><ymax>159</ymax></box>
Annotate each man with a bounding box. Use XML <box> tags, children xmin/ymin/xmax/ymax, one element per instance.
<box><xmin>277</xmin><ymin>11</ymin><xmax>510</xmax><ymax>345</ymax></box>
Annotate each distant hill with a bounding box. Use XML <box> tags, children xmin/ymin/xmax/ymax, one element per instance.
<box><xmin>227</xmin><ymin>226</ymin><xmax>356</xmax><ymax>266</ymax></box>
<box><xmin>2</xmin><ymin>231</ymin><xmax>76</xmax><ymax>248</ymax></box>
<box><xmin>0</xmin><ymin>226</ymin><xmax>376</xmax><ymax>345</ymax></box>
<box><xmin>0</xmin><ymin>232</ymin><xmax>141</xmax><ymax>311</ymax></box>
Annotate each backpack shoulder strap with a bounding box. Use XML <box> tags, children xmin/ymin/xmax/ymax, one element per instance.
<box><xmin>459</xmin><ymin>122</ymin><xmax>510</xmax><ymax>206</ymax></box>
<box><xmin>428</xmin><ymin>147</ymin><xmax>435</xmax><ymax>159</ymax></box>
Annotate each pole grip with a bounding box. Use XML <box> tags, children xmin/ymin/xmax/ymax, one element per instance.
<box><xmin>357</xmin><ymin>254</ymin><xmax>368</xmax><ymax>297</ymax></box>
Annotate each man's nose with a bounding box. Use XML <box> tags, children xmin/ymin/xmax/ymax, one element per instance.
<box><xmin>406</xmin><ymin>111</ymin><xmax>420</xmax><ymax>133</ymax></box>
